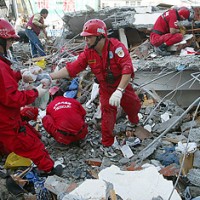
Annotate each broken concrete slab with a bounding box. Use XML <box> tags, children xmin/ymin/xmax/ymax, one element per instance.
<box><xmin>132</xmin><ymin>126</ymin><xmax>153</xmax><ymax>140</ymax></box>
<box><xmin>63</xmin><ymin>179</ymin><xmax>114</xmax><ymax>200</ymax></box>
<box><xmin>44</xmin><ymin>175</ymin><xmax>69</xmax><ymax>195</ymax></box>
<box><xmin>98</xmin><ymin>165</ymin><xmax>181</xmax><ymax>200</ymax></box>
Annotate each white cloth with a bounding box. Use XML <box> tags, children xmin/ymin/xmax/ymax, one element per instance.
<box><xmin>22</xmin><ymin>71</ymin><xmax>37</xmax><ymax>83</ymax></box>
<box><xmin>29</xmin><ymin>66</ymin><xmax>43</xmax><ymax>75</ymax></box>
<box><xmin>86</xmin><ymin>82</ymin><xmax>99</xmax><ymax>108</ymax></box>
<box><xmin>36</xmin><ymin>84</ymin><xmax>48</xmax><ymax>97</ymax></box>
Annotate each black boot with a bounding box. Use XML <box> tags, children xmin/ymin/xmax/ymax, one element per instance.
<box><xmin>49</xmin><ymin>164</ymin><xmax>63</xmax><ymax>176</ymax></box>
<box><xmin>155</xmin><ymin>43</ymin><xmax>171</xmax><ymax>56</ymax></box>
<box><xmin>39</xmin><ymin>164</ymin><xmax>63</xmax><ymax>177</ymax></box>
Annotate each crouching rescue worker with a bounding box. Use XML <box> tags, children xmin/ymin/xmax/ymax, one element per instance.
<box><xmin>0</xmin><ymin>18</ymin><xmax>62</xmax><ymax>176</ymax></box>
<box><xmin>150</xmin><ymin>7</ymin><xmax>192</xmax><ymax>56</ymax></box>
<box><xmin>42</xmin><ymin>83</ymin><xmax>88</xmax><ymax>145</ymax></box>
<box><xmin>44</xmin><ymin>19</ymin><xmax>141</xmax><ymax>152</ymax></box>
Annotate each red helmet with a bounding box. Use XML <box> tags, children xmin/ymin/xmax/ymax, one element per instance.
<box><xmin>80</xmin><ymin>19</ymin><xmax>107</xmax><ymax>37</ymax></box>
<box><xmin>178</xmin><ymin>7</ymin><xmax>190</xmax><ymax>20</ymax></box>
<box><xmin>0</xmin><ymin>18</ymin><xmax>19</xmax><ymax>39</ymax></box>
<box><xmin>20</xmin><ymin>107</ymin><xmax>39</xmax><ymax>121</ymax></box>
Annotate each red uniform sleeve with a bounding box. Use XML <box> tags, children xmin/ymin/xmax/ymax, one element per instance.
<box><xmin>0</xmin><ymin>62</ymin><xmax>38</xmax><ymax>108</ymax></box>
<box><xmin>66</xmin><ymin>51</ymin><xmax>88</xmax><ymax>77</ymax></box>
<box><xmin>13</xmin><ymin>70</ymin><xmax>22</xmax><ymax>82</ymax></box>
<box><xmin>111</xmin><ymin>39</ymin><xmax>134</xmax><ymax>77</ymax></box>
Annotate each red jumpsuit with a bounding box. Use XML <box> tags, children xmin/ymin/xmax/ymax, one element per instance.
<box><xmin>42</xmin><ymin>96</ymin><xmax>88</xmax><ymax>144</ymax></box>
<box><xmin>150</xmin><ymin>9</ymin><xmax>183</xmax><ymax>47</ymax></box>
<box><xmin>0</xmin><ymin>55</ymin><xmax>54</xmax><ymax>172</ymax></box>
<box><xmin>66</xmin><ymin>38</ymin><xmax>141</xmax><ymax>147</ymax></box>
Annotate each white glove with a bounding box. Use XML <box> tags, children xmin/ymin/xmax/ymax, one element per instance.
<box><xmin>36</xmin><ymin>73</ymin><xmax>52</xmax><ymax>89</ymax></box>
<box><xmin>22</xmin><ymin>71</ymin><xmax>37</xmax><ymax>83</ymax></box>
<box><xmin>36</xmin><ymin>84</ymin><xmax>48</xmax><ymax>97</ymax></box>
<box><xmin>109</xmin><ymin>89</ymin><xmax>123</xmax><ymax>107</ymax></box>
<box><xmin>29</xmin><ymin>66</ymin><xmax>43</xmax><ymax>75</ymax></box>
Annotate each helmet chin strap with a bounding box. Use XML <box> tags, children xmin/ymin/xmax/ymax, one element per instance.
<box><xmin>0</xmin><ymin>38</ymin><xmax>7</xmax><ymax>57</ymax></box>
<box><xmin>89</xmin><ymin>35</ymin><xmax>104</xmax><ymax>49</ymax></box>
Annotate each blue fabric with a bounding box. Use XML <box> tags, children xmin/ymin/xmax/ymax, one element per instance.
<box><xmin>156</xmin><ymin>146</ymin><xmax>179</xmax><ymax>166</ymax></box>
<box><xmin>25</xmin><ymin>171</ymin><xmax>50</xmax><ymax>199</ymax></box>
<box><xmin>63</xmin><ymin>77</ymin><xmax>79</xmax><ymax>98</ymax></box>
<box><xmin>25</xmin><ymin>29</ymin><xmax>46</xmax><ymax>58</ymax></box>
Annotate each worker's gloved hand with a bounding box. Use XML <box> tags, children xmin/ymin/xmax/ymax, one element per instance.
<box><xmin>36</xmin><ymin>84</ymin><xmax>48</xmax><ymax>97</ymax></box>
<box><xmin>109</xmin><ymin>88</ymin><xmax>123</xmax><ymax>107</ymax></box>
<box><xmin>36</xmin><ymin>73</ymin><xmax>52</xmax><ymax>89</ymax></box>
<box><xmin>29</xmin><ymin>66</ymin><xmax>43</xmax><ymax>75</ymax></box>
<box><xmin>22</xmin><ymin>70</ymin><xmax>37</xmax><ymax>83</ymax></box>
<box><xmin>179</xmin><ymin>26</ymin><xmax>186</xmax><ymax>35</ymax></box>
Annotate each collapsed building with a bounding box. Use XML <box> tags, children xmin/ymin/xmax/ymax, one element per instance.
<box><xmin>0</xmin><ymin>4</ymin><xmax>200</xmax><ymax>200</ymax></box>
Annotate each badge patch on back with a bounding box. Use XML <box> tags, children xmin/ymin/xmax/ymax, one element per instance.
<box><xmin>115</xmin><ymin>47</ymin><xmax>124</xmax><ymax>57</ymax></box>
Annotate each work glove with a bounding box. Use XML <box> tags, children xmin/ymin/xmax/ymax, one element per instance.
<box><xmin>29</xmin><ymin>65</ymin><xmax>43</xmax><ymax>75</ymax></box>
<box><xmin>179</xmin><ymin>26</ymin><xmax>186</xmax><ymax>35</ymax></box>
<box><xmin>36</xmin><ymin>73</ymin><xmax>52</xmax><ymax>89</ymax></box>
<box><xmin>36</xmin><ymin>84</ymin><xmax>48</xmax><ymax>97</ymax></box>
<box><xmin>22</xmin><ymin>70</ymin><xmax>37</xmax><ymax>83</ymax></box>
<box><xmin>109</xmin><ymin>88</ymin><xmax>123</xmax><ymax>107</ymax></box>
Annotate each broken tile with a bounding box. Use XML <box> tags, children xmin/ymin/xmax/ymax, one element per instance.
<box><xmin>85</xmin><ymin>158</ymin><xmax>102</xmax><ymax>167</ymax></box>
<box><xmin>132</xmin><ymin>126</ymin><xmax>153</xmax><ymax>140</ymax></box>
<box><xmin>159</xmin><ymin>164</ymin><xmax>180</xmax><ymax>177</ymax></box>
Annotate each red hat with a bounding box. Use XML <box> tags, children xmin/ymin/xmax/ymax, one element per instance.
<box><xmin>0</xmin><ymin>18</ymin><xmax>19</xmax><ymax>39</ymax></box>
<box><xmin>178</xmin><ymin>7</ymin><xmax>190</xmax><ymax>20</ymax></box>
<box><xmin>20</xmin><ymin>107</ymin><xmax>39</xmax><ymax>121</ymax></box>
<box><xmin>80</xmin><ymin>19</ymin><xmax>107</xmax><ymax>37</ymax></box>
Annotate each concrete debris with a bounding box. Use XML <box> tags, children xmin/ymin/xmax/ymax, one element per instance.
<box><xmin>98</xmin><ymin>165</ymin><xmax>181</xmax><ymax>200</ymax></box>
<box><xmin>1</xmin><ymin>4</ymin><xmax>200</xmax><ymax>200</ymax></box>
<box><xmin>187</xmin><ymin>169</ymin><xmax>200</xmax><ymax>186</ymax></box>
<box><xmin>193</xmin><ymin>150</ymin><xmax>200</xmax><ymax>168</ymax></box>
<box><xmin>188</xmin><ymin>128</ymin><xmax>200</xmax><ymax>142</ymax></box>
<box><xmin>44</xmin><ymin>175</ymin><xmax>69</xmax><ymax>195</ymax></box>
<box><xmin>64</xmin><ymin>179</ymin><xmax>114</xmax><ymax>200</ymax></box>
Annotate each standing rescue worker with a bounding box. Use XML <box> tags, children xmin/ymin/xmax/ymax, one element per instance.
<box><xmin>47</xmin><ymin>19</ymin><xmax>141</xmax><ymax>151</ymax></box>
<box><xmin>150</xmin><ymin>7</ymin><xmax>192</xmax><ymax>56</ymax></box>
<box><xmin>42</xmin><ymin>84</ymin><xmax>88</xmax><ymax>145</ymax></box>
<box><xmin>0</xmin><ymin>18</ymin><xmax>62</xmax><ymax>176</ymax></box>
<box><xmin>25</xmin><ymin>9</ymin><xmax>49</xmax><ymax>58</ymax></box>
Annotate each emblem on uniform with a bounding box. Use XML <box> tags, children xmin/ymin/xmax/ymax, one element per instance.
<box><xmin>88</xmin><ymin>59</ymin><xmax>96</xmax><ymax>64</ymax></box>
<box><xmin>115</xmin><ymin>47</ymin><xmax>124</xmax><ymax>57</ymax></box>
<box><xmin>109</xmin><ymin>51</ymin><xmax>113</xmax><ymax>59</ymax></box>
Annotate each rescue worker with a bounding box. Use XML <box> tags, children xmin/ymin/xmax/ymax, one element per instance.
<box><xmin>25</xmin><ymin>9</ymin><xmax>49</xmax><ymax>58</ymax></box>
<box><xmin>46</xmin><ymin>19</ymin><xmax>141</xmax><ymax>151</ymax></box>
<box><xmin>42</xmin><ymin>83</ymin><xmax>88</xmax><ymax>145</ymax></box>
<box><xmin>150</xmin><ymin>7</ymin><xmax>192</xmax><ymax>56</ymax></box>
<box><xmin>0</xmin><ymin>18</ymin><xmax>62</xmax><ymax>176</ymax></box>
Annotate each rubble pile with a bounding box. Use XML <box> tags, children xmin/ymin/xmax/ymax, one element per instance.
<box><xmin>62</xmin><ymin>7</ymin><xmax>138</xmax><ymax>39</ymax></box>
<box><xmin>1</xmin><ymin>5</ymin><xmax>200</xmax><ymax>199</ymax></box>
<box><xmin>1</xmin><ymin>46</ymin><xmax>200</xmax><ymax>198</ymax></box>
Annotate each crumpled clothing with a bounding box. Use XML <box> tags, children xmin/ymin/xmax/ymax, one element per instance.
<box><xmin>175</xmin><ymin>141</ymin><xmax>197</xmax><ymax>154</ymax></box>
<box><xmin>156</xmin><ymin>146</ymin><xmax>179</xmax><ymax>166</ymax></box>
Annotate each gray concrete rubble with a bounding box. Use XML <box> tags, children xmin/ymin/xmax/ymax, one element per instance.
<box><xmin>0</xmin><ymin>4</ymin><xmax>200</xmax><ymax>200</ymax></box>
